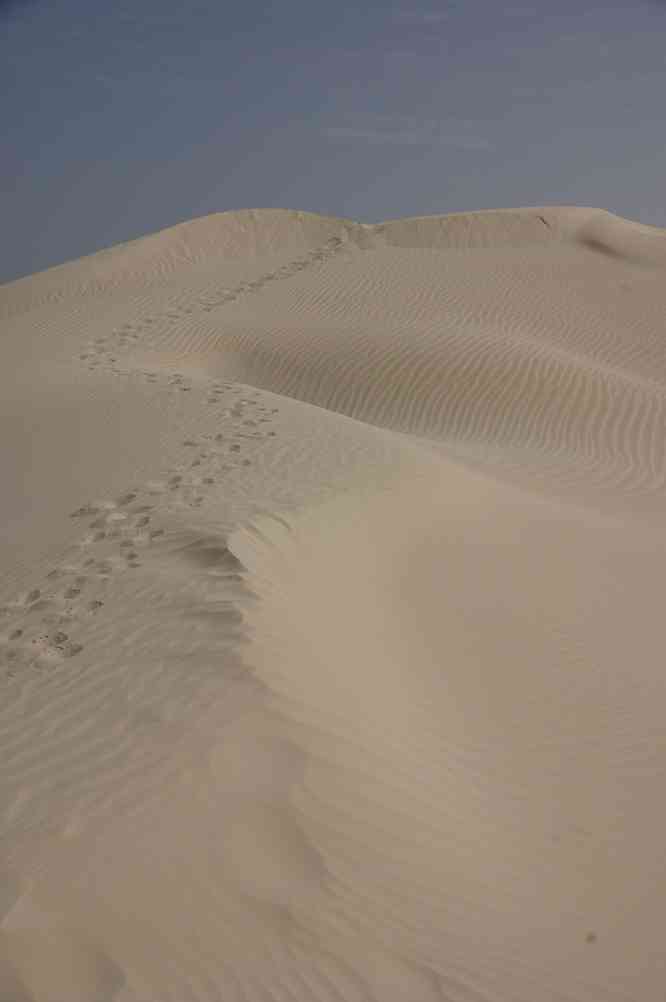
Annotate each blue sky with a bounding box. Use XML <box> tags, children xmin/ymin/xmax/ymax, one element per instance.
<box><xmin>2</xmin><ymin>0</ymin><xmax>666</xmax><ymax>281</ymax></box>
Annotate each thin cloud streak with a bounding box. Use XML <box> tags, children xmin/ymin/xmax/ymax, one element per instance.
<box><xmin>393</xmin><ymin>10</ymin><xmax>453</xmax><ymax>24</ymax></box>
<box><xmin>325</xmin><ymin>125</ymin><xmax>494</xmax><ymax>151</ymax></box>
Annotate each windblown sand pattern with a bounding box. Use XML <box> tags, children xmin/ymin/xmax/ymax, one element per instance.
<box><xmin>2</xmin><ymin>207</ymin><xmax>666</xmax><ymax>1000</ymax></box>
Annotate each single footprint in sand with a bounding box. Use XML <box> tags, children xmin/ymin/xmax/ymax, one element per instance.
<box><xmin>63</xmin><ymin>579</ymin><xmax>85</xmax><ymax>600</ymax></box>
<box><xmin>70</xmin><ymin>503</ymin><xmax>101</xmax><ymax>519</ymax></box>
<box><xmin>117</xmin><ymin>491</ymin><xmax>138</xmax><ymax>506</ymax></box>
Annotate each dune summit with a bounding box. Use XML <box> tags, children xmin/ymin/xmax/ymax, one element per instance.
<box><xmin>2</xmin><ymin>206</ymin><xmax>666</xmax><ymax>1000</ymax></box>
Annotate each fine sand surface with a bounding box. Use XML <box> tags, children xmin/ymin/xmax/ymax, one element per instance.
<box><xmin>2</xmin><ymin>206</ymin><xmax>666</xmax><ymax>1000</ymax></box>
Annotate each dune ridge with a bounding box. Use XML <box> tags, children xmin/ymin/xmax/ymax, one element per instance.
<box><xmin>5</xmin><ymin>204</ymin><xmax>664</xmax><ymax>320</ymax></box>
<box><xmin>2</xmin><ymin>206</ymin><xmax>666</xmax><ymax>1000</ymax></box>
<box><xmin>29</xmin><ymin>204</ymin><xmax>662</xmax><ymax>517</ymax></box>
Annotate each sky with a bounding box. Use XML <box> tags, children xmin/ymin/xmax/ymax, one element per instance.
<box><xmin>2</xmin><ymin>0</ymin><xmax>666</xmax><ymax>282</ymax></box>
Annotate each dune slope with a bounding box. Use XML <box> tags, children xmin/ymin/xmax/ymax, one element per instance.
<box><xmin>2</xmin><ymin>207</ymin><xmax>666</xmax><ymax>1001</ymax></box>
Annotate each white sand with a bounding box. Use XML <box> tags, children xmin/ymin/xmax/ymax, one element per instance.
<box><xmin>2</xmin><ymin>206</ymin><xmax>666</xmax><ymax>1000</ymax></box>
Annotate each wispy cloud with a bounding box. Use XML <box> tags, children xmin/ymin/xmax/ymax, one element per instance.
<box><xmin>393</xmin><ymin>4</ymin><xmax>535</xmax><ymax>27</ymax></box>
<box><xmin>393</xmin><ymin>10</ymin><xmax>452</xmax><ymax>24</ymax></box>
<box><xmin>324</xmin><ymin>122</ymin><xmax>493</xmax><ymax>151</ymax></box>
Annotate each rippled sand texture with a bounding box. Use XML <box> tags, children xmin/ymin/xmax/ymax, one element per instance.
<box><xmin>2</xmin><ymin>207</ymin><xmax>666</xmax><ymax>1001</ymax></box>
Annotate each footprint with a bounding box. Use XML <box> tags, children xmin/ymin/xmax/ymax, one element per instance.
<box><xmin>117</xmin><ymin>492</ymin><xmax>138</xmax><ymax>506</ymax></box>
<box><xmin>70</xmin><ymin>504</ymin><xmax>100</xmax><ymax>519</ymax></box>
<box><xmin>63</xmin><ymin>643</ymin><xmax>84</xmax><ymax>658</ymax></box>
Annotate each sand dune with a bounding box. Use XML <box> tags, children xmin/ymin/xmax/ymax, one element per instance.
<box><xmin>2</xmin><ymin>207</ymin><xmax>666</xmax><ymax>1000</ymax></box>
